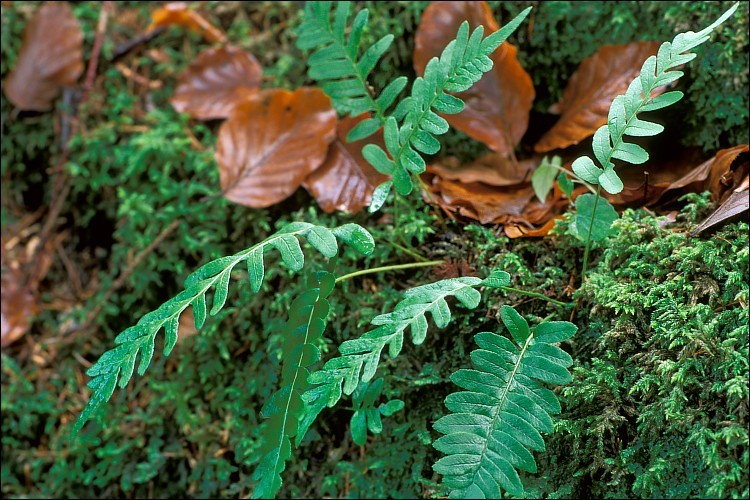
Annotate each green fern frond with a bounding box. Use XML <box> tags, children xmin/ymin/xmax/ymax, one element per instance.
<box><xmin>73</xmin><ymin>222</ymin><xmax>374</xmax><ymax>435</ymax></box>
<box><xmin>433</xmin><ymin>306</ymin><xmax>577</xmax><ymax>498</ymax></box>
<box><xmin>296</xmin><ymin>271</ymin><xmax>511</xmax><ymax>444</ymax></box>
<box><xmin>252</xmin><ymin>270</ymin><xmax>335</xmax><ymax>499</ymax></box>
<box><xmin>297</xmin><ymin>1</ymin><xmax>532</xmax><ymax>205</ymax></box>
<box><xmin>572</xmin><ymin>3</ymin><xmax>738</xmax><ymax>195</ymax></box>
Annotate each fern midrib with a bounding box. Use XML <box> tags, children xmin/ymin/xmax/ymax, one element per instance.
<box><xmin>314</xmin><ymin>18</ymin><xmax>387</xmax><ymax>125</ymax></box>
<box><xmin>468</xmin><ymin>332</ymin><xmax>534</xmax><ymax>493</ymax></box>
<box><xmin>117</xmin><ymin>229</ymin><xmax>310</xmax><ymax>366</ymax></box>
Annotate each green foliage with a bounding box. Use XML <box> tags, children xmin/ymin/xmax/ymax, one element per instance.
<box><xmin>572</xmin><ymin>3</ymin><xmax>738</xmax><ymax>196</ymax></box>
<box><xmin>297</xmin><ymin>1</ymin><xmax>531</xmax><ymax>198</ymax></box>
<box><xmin>252</xmin><ymin>270</ymin><xmax>336</xmax><ymax>499</ymax></box>
<box><xmin>571</xmin><ymin>193</ymin><xmax>619</xmax><ymax>243</ymax></box>
<box><xmin>74</xmin><ymin>223</ymin><xmax>374</xmax><ymax>435</ymax></box>
<box><xmin>433</xmin><ymin>306</ymin><xmax>576</xmax><ymax>498</ymax></box>
<box><xmin>349</xmin><ymin>378</ymin><xmax>405</xmax><ymax>446</ymax></box>
<box><xmin>298</xmin><ymin>272</ymin><xmax>511</xmax><ymax>446</ymax></box>
<box><xmin>531</xmin><ymin>155</ymin><xmax>562</xmax><ymax>203</ymax></box>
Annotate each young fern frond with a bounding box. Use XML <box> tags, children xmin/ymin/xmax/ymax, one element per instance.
<box><xmin>296</xmin><ymin>271</ymin><xmax>512</xmax><ymax>444</ymax></box>
<box><xmin>297</xmin><ymin>1</ymin><xmax>532</xmax><ymax>205</ymax></box>
<box><xmin>433</xmin><ymin>306</ymin><xmax>577</xmax><ymax>498</ymax></box>
<box><xmin>572</xmin><ymin>2</ymin><xmax>739</xmax><ymax>195</ymax></box>
<box><xmin>252</xmin><ymin>270</ymin><xmax>335</xmax><ymax>499</ymax></box>
<box><xmin>73</xmin><ymin>222</ymin><xmax>374</xmax><ymax>435</ymax></box>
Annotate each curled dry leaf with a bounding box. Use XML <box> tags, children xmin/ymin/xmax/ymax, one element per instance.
<box><xmin>505</xmin><ymin>217</ymin><xmax>560</xmax><ymax>239</ymax></box>
<box><xmin>414</xmin><ymin>1</ymin><xmax>534</xmax><ymax>155</ymax></box>
<box><xmin>428</xmin><ymin>153</ymin><xmax>537</xmax><ymax>187</ymax></box>
<box><xmin>3</xmin><ymin>2</ymin><xmax>83</xmax><ymax>111</ymax></box>
<box><xmin>605</xmin><ymin>144</ymin><xmax>749</xmax><ymax>206</ymax></box>
<box><xmin>149</xmin><ymin>2</ymin><xmax>227</xmax><ymax>43</ymax></box>
<box><xmin>303</xmin><ymin>114</ymin><xmax>389</xmax><ymax>214</ymax></box>
<box><xmin>691</xmin><ymin>184</ymin><xmax>749</xmax><ymax>236</ymax></box>
<box><xmin>216</xmin><ymin>88</ymin><xmax>337</xmax><ymax>208</ymax></box>
<box><xmin>535</xmin><ymin>42</ymin><xmax>661</xmax><ymax>153</ymax></box>
<box><xmin>171</xmin><ymin>46</ymin><xmax>263</xmax><ymax>120</ymax></box>
<box><xmin>0</xmin><ymin>268</ymin><xmax>39</xmax><ymax>349</ymax></box>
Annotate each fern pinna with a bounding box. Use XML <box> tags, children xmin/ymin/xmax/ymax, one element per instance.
<box><xmin>73</xmin><ymin>222</ymin><xmax>374</xmax><ymax>434</ymax></box>
<box><xmin>251</xmin><ymin>270</ymin><xmax>336</xmax><ymax>499</ymax></box>
<box><xmin>433</xmin><ymin>306</ymin><xmax>577</xmax><ymax>498</ymax></box>
<box><xmin>297</xmin><ymin>1</ymin><xmax>532</xmax><ymax>206</ymax></box>
<box><xmin>296</xmin><ymin>270</ymin><xmax>513</xmax><ymax>443</ymax></box>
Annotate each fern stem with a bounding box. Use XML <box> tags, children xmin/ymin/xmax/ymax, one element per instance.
<box><xmin>385</xmin><ymin>240</ymin><xmax>429</xmax><ymax>262</ymax></box>
<box><xmin>544</xmin><ymin>163</ymin><xmax>597</xmax><ymax>194</ymax></box>
<box><xmin>580</xmin><ymin>184</ymin><xmax>602</xmax><ymax>281</ymax></box>
<box><xmin>335</xmin><ymin>260</ymin><xmax>443</xmax><ymax>283</ymax></box>
<box><xmin>499</xmin><ymin>286</ymin><xmax>570</xmax><ymax>307</ymax></box>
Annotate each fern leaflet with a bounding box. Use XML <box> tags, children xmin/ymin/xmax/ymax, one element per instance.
<box><xmin>296</xmin><ymin>271</ymin><xmax>511</xmax><ymax>444</ymax></box>
<box><xmin>572</xmin><ymin>3</ymin><xmax>738</xmax><ymax>195</ymax></box>
<box><xmin>433</xmin><ymin>306</ymin><xmax>577</xmax><ymax>498</ymax></box>
<box><xmin>297</xmin><ymin>1</ymin><xmax>532</xmax><ymax>202</ymax></box>
<box><xmin>73</xmin><ymin>222</ymin><xmax>374</xmax><ymax>435</ymax></box>
<box><xmin>252</xmin><ymin>270</ymin><xmax>335</xmax><ymax>499</ymax></box>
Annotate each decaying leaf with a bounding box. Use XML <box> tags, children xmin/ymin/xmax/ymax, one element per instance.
<box><xmin>691</xmin><ymin>185</ymin><xmax>749</xmax><ymax>235</ymax></box>
<box><xmin>535</xmin><ymin>42</ymin><xmax>661</xmax><ymax>153</ymax></box>
<box><xmin>303</xmin><ymin>114</ymin><xmax>389</xmax><ymax>214</ymax></box>
<box><xmin>505</xmin><ymin>217</ymin><xmax>560</xmax><ymax>238</ymax></box>
<box><xmin>216</xmin><ymin>88</ymin><xmax>337</xmax><ymax>208</ymax></box>
<box><xmin>414</xmin><ymin>1</ymin><xmax>534</xmax><ymax>155</ymax></box>
<box><xmin>428</xmin><ymin>153</ymin><xmax>537</xmax><ymax>187</ymax></box>
<box><xmin>148</xmin><ymin>2</ymin><xmax>227</xmax><ymax>43</ymax></box>
<box><xmin>170</xmin><ymin>46</ymin><xmax>263</xmax><ymax>120</ymax></box>
<box><xmin>1</xmin><ymin>267</ymin><xmax>39</xmax><ymax>348</ymax></box>
<box><xmin>605</xmin><ymin>145</ymin><xmax>749</xmax><ymax>206</ymax></box>
<box><xmin>3</xmin><ymin>2</ymin><xmax>84</xmax><ymax>111</ymax></box>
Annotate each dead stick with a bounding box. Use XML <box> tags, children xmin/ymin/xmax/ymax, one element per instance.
<box><xmin>76</xmin><ymin>219</ymin><xmax>181</xmax><ymax>332</ymax></box>
<box><xmin>81</xmin><ymin>1</ymin><xmax>112</xmax><ymax>104</ymax></box>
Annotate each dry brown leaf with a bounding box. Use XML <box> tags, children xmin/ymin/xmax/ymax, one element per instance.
<box><xmin>303</xmin><ymin>114</ymin><xmax>389</xmax><ymax>214</ymax></box>
<box><xmin>605</xmin><ymin>145</ymin><xmax>749</xmax><ymax>206</ymax></box>
<box><xmin>148</xmin><ymin>2</ymin><xmax>227</xmax><ymax>44</ymax></box>
<box><xmin>692</xmin><ymin>185</ymin><xmax>749</xmax><ymax>235</ymax></box>
<box><xmin>429</xmin><ymin>177</ymin><xmax>536</xmax><ymax>224</ymax></box>
<box><xmin>0</xmin><ymin>268</ymin><xmax>39</xmax><ymax>348</ymax></box>
<box><xmin>3</xmin><ymin>2</ymin><xmax>84</xmax><ymax>111</ymax></box>
<box><xmin>170</xmin><ymin>46</ymin><xmax>263</xmax><ymax>120</ymax></box>
<box><xmin>535</xmin><ymin>42</ymin><xmax>661</xmax><ymax>153</ymax></box>
<box><xmin>505</xmin><ymin>217</ymin><xmax>560</xmax><ymax>238</ymax></box>
<box><xmin>216</xmin><ymin>88</ymin><xmax>337</xmax><ymax>208</ymax></box>
<box><xmin>428</xmin><ymin>153</ymin><xmax>537</xmax><ymax>187</ymax></box>
<box><xmin>414</xmin><ymin>1</ymin><xmax>534</xmax><ymax>155</ymax></box>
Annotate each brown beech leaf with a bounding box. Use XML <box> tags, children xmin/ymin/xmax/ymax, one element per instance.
<box><xmin>428</xmin><ymin>153</ymin><xmax>537</xmax><ymax>187</ymax></box>
<box><xmin>170</xmin><ymin>46</ymin><xmax>263</xmax><ymax>120</ymax></box>
<box><xmin>0</xmin><ymin>268</ymin><xmax>39</xmax><ymax>348</ymax></box>
<box><xmin>692</xmin><ymin>183</ymin><xmax>749</xmax><ymax>236</ymax></box>
<box><xmin>535</xmin><ymin>42</ymin><xmax>661</xmax><ymax>153</ymax></box>
<box><xmin>149</xmin><ymin>2</ymin><xmax>227</xmax><ymax>43</ymax></box>
<box><xmin>3</xmin><ymin>2</ymin><xmax>84</xmax><ymax>111</ymax></box>
<box><xmin>303</xmin><ymin>114</ymin><xmax>389</xmax><ymax>214</ymax></box>
<box><xmin>414</xmin><ymin>1</ymin><xmax>534</xmax><ymax>155</ymax></box>
<box><xmin>605</xmin><ymin>145</ymin><xmax>749</xmax><ymax>206</ymax></box>
<box><xmin>429</xmin><ymin>177</ymin><xmax>536</xmax><ymax>225</ymax></box>
<box><xmin>505</xmin><ymin>217</ymin><xmax>560</xmax><ymax>238</ymax></box>
<box><xmin>216</xmin><ymin>88</ymin><xmax>337</xmax><ymax>208</ymax></box>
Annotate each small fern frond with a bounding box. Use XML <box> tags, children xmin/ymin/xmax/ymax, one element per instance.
<box><xmin>362</xmin><ymin>7</ymin><xmax>532</xmax><ymax>197</ymax></box>
<box><xmin>296</xmin><ymin>271</ymin><xmax>511</xmax><ymax>444</ymax></box>
<box><xmin>296</xmin><ymin>1</ymin><xmax>405</xmax><ymax>138</ymax></box>
<box><xmin>297</xmin><ymin>1</ymin><xmax>532</xmax><ymax>204</ymax></box>
<box><xmin>252</xmin><ymin>270</ymin><xmax>335</xmax><ymax>499</ymax></box>
<box><xmin>572</xmin><ymin>3</ymin><xmax>738</xmax><ymax>195</ymax></box>
<box><xmin>432</xmin><ymin>306</ymin><xmax>577</xmax><ymax>498</ymax></box>
<box><xmin>73</xmin><ymin>222</ymin><xmax>374</xmax><ymax>435</ymax></box>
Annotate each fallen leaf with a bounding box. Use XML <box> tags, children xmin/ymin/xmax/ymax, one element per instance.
<box><xmin>171</xmin><ymin>46</ymin><xmax>263</xmax><ymax>120</ymax></box>
<box><xmin>429</xmin><ymin>177</ymin><xmax>536</xmax><ymax>224</ymax></box>
<box><xmin>414</xmin><ymin>1</ymin><xmax>534</xmax><ymax>155</ymax></box>
<box><xmin>3</xmin><ymin>2</ymin><xmax>84</xmax><ymax>111</ymax></box>
<box><xmin>604</xmin><ymin>145</ymin><xmax>749</xmax><ymax>206</ymax></box>
<box><xmin>148</xmin><ymin>2</ymin><xmax>227</xmax><ymax>44</ymax></box>
<box><xmin>216</xmin><ymin>88</ymin><xmax>338</xmax><ymax>208</ymax></box>
<box><xmin>535</xmin><ymin>42</ymin><xmax>661</xmax><ymax>153</ymax></box>
<box><xmin>505</xmin><ymin>217</ymin><xmax>561</xmax><ymax>238</ymax></box>
<box><xmin>0</xmin><ymin>268</ymin><xmax>39</xmax><ymax>348</ymax></box>
<box><xmin>428</xmin><ymin>153</ymin><xmax>537</xmax><ymax>187</ymax></box>
<box><xmin>692</xmin><ymin>184</ymin><xmax>749</xmax><ymax>235</ymax></box>
<box><xmin>303</xmin><ymin>114</ymin><xmax>389</xmax><ymax>214</ymax></box>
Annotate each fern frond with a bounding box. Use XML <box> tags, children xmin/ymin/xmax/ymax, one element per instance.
<box><xmin>297</xmin><ymin>1</ymin><xmax>532</xmax><ymax>204</ymax></box>
<box><xmin>73</xmin><ymin>222</ymin><xmax>374</xmax><ymax>435</ymax></box>
<box><xmin>433</xmin><ymin>306</ymin><xmax>577</xmax><ymax>498</ymax></box>
<box><xmin>572</xmin><ymin>3</ymin><xmax>738</xmax><ymax>194</ymax></box>
<box><xmin>252</xmin><ymin>270</ymin><xmax>335</xmax><ymax>499</ymax></box>
<box><xmin>296</xmin><ymin>271</ymin><xmax>511</xmax><ymax>444</ymax></box>
<box><xmin>296</xmin><ymin>1</ymin><xmax>405</xmax><ymax>139</ymax></box>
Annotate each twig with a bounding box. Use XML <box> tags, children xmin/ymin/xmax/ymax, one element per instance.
<box><xmin>76</xmin><ymin>219</ymin><xmax>181</xmax><ymax>332</ymax></box>
<box><xmin>80</xmin><ymin>2</ymin><xmax>112</xmax><ymax>105</ymax></box>
<box><xmin>111</xmin><ymin>27</ymin><xmax>167</xmax><ymax>61</ymax></box>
